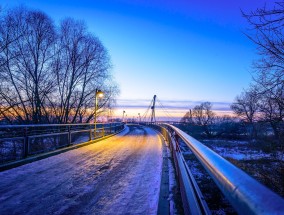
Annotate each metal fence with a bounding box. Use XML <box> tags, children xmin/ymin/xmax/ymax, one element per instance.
<box><xmin>0</xmin><ymin>122</ymin><xmax>124</xmax><ymax>164</ymax></box>
<box><xmin>147</xmin><ymin>123</ymin><xmax>284</xmax><ymax>215</ymax></box>
<box><xmin>147</xmin><ymin>123</ymin><xmax>210</xmax><ymax>215</ymax></box>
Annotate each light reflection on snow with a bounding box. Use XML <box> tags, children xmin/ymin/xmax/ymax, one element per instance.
<box><xmin>0</xmin><ymin>125</ymin><xmax>163</xmax><ymax>215</ymax></box>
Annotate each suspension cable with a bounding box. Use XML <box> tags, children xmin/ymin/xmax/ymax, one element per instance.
<box><xmin>156</xmin><ymin>98</ymin><xmax>175</xmax><ymax>119</ymax></box>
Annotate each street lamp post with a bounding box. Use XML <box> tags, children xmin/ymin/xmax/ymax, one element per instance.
<box><xmin>94</xmin><ymin>89</ymin><xmax>104</xmax><ymax>138</ymax></box>
<box><xmin>122</xmin><ymin>110</ymin><xmax>125</xmax><ymax>123</ymax></box>
<box><xmin>138</xmin><ymin>113</ymin><xmax>141</xmax><ymax>124</ymax></box>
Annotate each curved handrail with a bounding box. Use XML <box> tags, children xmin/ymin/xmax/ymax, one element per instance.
<box><xmin>166</xmin><ymin>124</ymin><xmax>284</xmax><ymax>214</ymax></box>
<box><xmin>147</xmin><ymin>123</ymin><xmax>210</xmax><ymax>215</ymax></box>
<box><xmin>0</xmin><ymin>122</ymin><xmax>123</xmax><ymax>128</ymax></box>
<box><xmin>0</xmin><ymin>122</ymin><xmax>125</xmax><ymax>163</ymax></box>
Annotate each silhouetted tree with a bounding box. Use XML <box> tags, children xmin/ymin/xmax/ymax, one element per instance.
<box><xmin>0</xmin><ymin>6</ymin><xmax>119</xmax><ymax>124</ymax></box>
<box><xmin>243</xmin><ymin>2</ymin><xmax>284</xmax><ymax>91</ymax></box>
<box><xmin>0</xmin><ymin>7</ymin><xmax>56</xmax><ymax>123</ymax></box>
<box><xmin>192</xmin><ymin>102</ymin><xmax>215</xmax><ymax>137</ymax></box>
<box><xmin>258</xmin><ymin>84</ymin><xmax>284</xmax><ymax>141</ymax></box>
<box><xmin>231</xmin><ymin>87</ymin><xmax>260</xmax><ymax>138</ymax></box>
<box><xmin>50</xmin><ymin>18</ymin><xmax>114</xmax><ymax>123</ymax></box>
<box><xmin>180</xmin><ymin>109</ymin><xmax>193</xmax><ymax>124</ymax></box>
<box><xmin>240</xmin><ymin>1</ymin><xmax>284</xmax><ymax>140</ymax></box>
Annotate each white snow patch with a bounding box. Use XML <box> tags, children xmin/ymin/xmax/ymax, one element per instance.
<box><xmin>203</xmin><ymin>139</ymin><xmax>249</xmax><ymax>145</ymax></box>
<box><xmin>211</xmin><ymin>146</ymin><xmax>272</xmax><ymax>160</ymax></box>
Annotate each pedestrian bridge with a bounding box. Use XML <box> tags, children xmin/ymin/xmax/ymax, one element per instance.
<box><xmin>0</xmin><ymin>123</ymin><xmax>283</xmax><ymax>214</ymax></box>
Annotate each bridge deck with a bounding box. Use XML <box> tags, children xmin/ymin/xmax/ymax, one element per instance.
<box><xmin>0</xmin><ymin>125</ymin><xmax>163</xmax><ymax>214</ymax></box>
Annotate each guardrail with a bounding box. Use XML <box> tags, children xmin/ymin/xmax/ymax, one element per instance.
<box><xmin>0</xmin><ymin>122</ymin><xmax>124</xmax><ymax>164</ymax></box>
<box><xmin>149</xmin><ymin>123</ymin><xmax>284</xmax><ymax>214</ymax></box>
<box><xmin>147</xmin><ymin>123</ymin><xmax>210</xmax><ymax>215</ymax></box>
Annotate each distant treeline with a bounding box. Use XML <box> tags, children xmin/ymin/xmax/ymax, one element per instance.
<box><xmin>0</xmin><ymin>6</ymin><xmax>118</xmax><ymax>124</ymax></box>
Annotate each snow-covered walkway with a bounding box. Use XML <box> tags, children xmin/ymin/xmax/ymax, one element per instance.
<box><xmin>0</xmin><ymin>125</ymin><xmax>163</xmax><ymax>215</ymax></box>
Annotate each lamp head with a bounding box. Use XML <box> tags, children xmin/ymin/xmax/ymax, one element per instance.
<box><xmin>96</xmin><ymin>90</ymin><xmax>104</xmax><ymax>98</ymax></box>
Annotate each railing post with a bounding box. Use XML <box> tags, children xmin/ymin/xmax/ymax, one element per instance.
<box><xmin>24</xmin><ymin>126</ymin><xmax>29</xmax><ymax>158</ymax></box>
<box><xmin>89</xmin><ymin>124</ymin><xmax>92</xmax><ymax>141</ymax></box>
<box><xmin>68</xmin><ymin>125</ymin><xmax>71</xmax><ymax>146</ymax></box>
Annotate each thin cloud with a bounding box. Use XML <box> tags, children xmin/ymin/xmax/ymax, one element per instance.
<box><xmin>114</xmin><ymin>99</ymin><xmax>232</xmax><ymax>112</ymax></box>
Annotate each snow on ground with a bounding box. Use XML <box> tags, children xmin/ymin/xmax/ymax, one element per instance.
<box><xmin>202</xmin><ymin>139</ymin><xmax>249</xmax><ymax>145</ymax></box>
<box><xmin>202</xmin><ymin>139</ymin><xmax>275</xmax><ymax>160</ymax></box>
<box><xmin>166</xmin><ymin>142</ymin><xmax>179</xmax><ymax>215</ymax></box>
<box><xmin>0</xmin><ymin>125</ymin><xmax>163</xmax><ymax>215</ymax></box>
<box><xmin>210</xmin><ymin>146</ymin><xmax>271</xmax><ymax>160</ymax></box>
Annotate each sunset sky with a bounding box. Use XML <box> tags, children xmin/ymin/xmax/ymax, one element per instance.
<box><xmin>1</xmin><ymin>0</ymin><xmax>270</xmax><ymax>120</ymax></box>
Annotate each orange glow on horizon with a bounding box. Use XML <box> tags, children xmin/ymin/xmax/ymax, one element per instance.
<box><xmin>111</xmin><ymin>107</ymin><xmax>234</xmax><ymax>121</ymax></box>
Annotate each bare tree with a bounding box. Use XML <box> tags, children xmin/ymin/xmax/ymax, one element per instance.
<box><xmin>231</xmin><ymin>87</ymin><xmax>260</xmax><ymax>138</ymax></box>
<box><xmin>231</xmin><ymin>89</ymin><xmax>259</xmax><ymax>123</ymax></box>
<box><xmin>50</xmin><ymin>18</ymin><xmax>115</xmax><ymax>123</ymax></box>
<box><xmin>258</xmin><ymin>84</ymin><xmax>284</xmax><ymax>141</ymax></box>
<box><xmin>243</xmin><ymin>1</ymin><xmax>284</xmax><ymax>92</ymax></box>
<box><xmin>192</xmin><ymin>102</ymin><xmax>215</xmax><ymax>137</ymax></box>
<box><xmin>180</xmin><ymin>109</ymin><xmax>193</xmax><ymax>124</ymax></box>
<box><xmin>0</xmin><ymin>7</ymin><xmax>119</xmax><ymax>124</ymax></box>
<box><xmin>0</xmin><ymin>7</ymin><xmax>56</xmax><ymax>124</ymax></box>
<box><xmin>241</xmin><ymin>1</ymin><xmax>284</xmax><ymax>140</ymax></box>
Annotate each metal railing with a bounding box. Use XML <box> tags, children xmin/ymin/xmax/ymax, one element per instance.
<box><xmin>147</xmin><ymin>123</ymin><xmax>210</xmax><ymax>215</ymax></box>
<box><xmin>0</xmin><ymin>122</ymin><xmax>124</xmax><ymax>164</ymax></box>
<box><xmin>151</xmin><ymin>123</ymin><xmax>284</xmax><ymax>215</ymax></box>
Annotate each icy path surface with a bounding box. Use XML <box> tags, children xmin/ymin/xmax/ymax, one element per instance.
<box><xmin>0</xmin><ymin>125</ymin><xmax>163</xmax><ymax>215</ymax></box>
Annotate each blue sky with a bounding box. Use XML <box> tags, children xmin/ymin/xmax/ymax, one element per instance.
<box><xmin>1</xmin><ymin>0</ymin><xmax>269</xmax><ymax>118</ymax></box>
